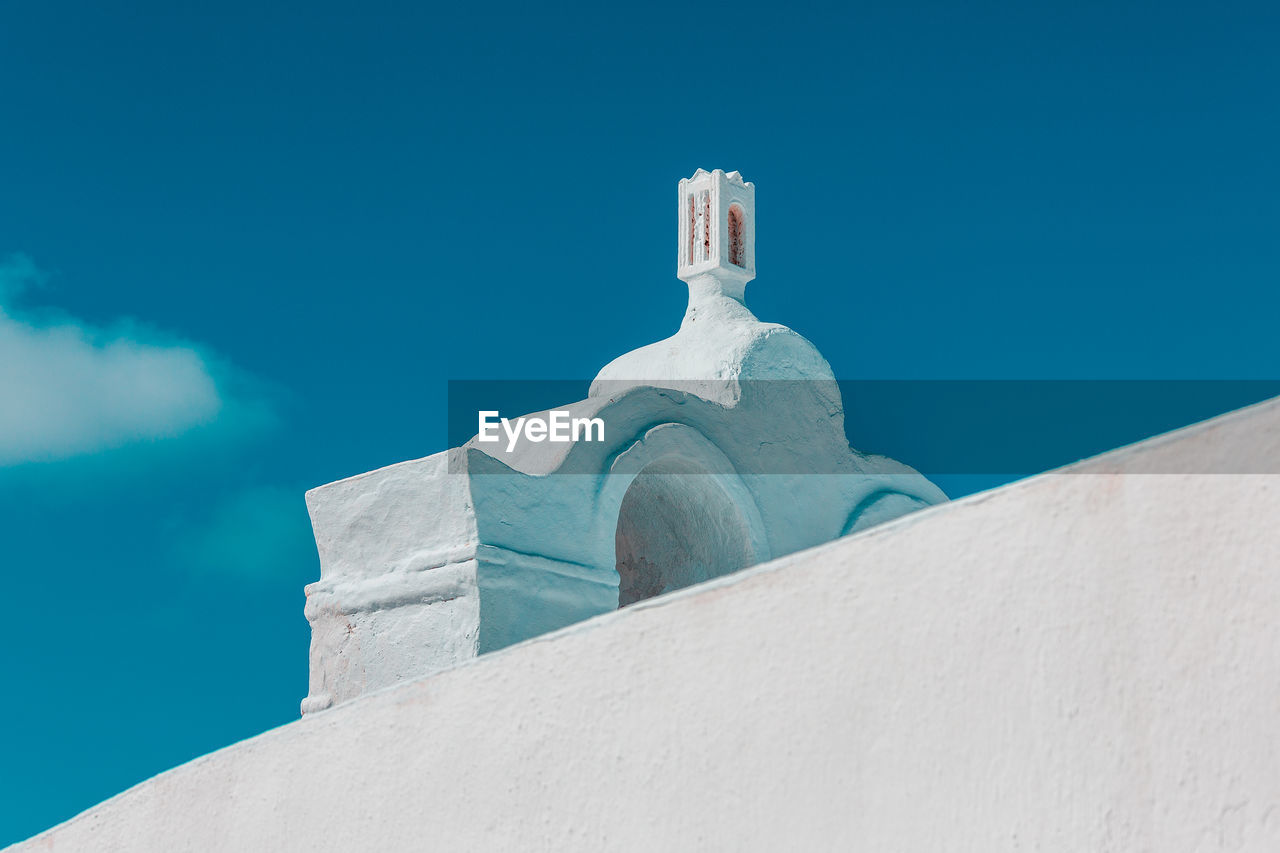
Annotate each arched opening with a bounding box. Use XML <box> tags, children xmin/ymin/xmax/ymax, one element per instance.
<box><xmin>728</xmin><ymin>204</ymin><xmax>745</xmax><ymax>267</ymax></box>
<box><xmin>688</xmin><ymin>190</ymin><xmax>713</xmax><ymax>265</ymax></box>
<box><xmin>614</xmin><ymin>457</ymin><xmax>755</xmax><ymax>607</ymax></box>
<box><xmin>687</xmin><ymin>193</ymin><xmax>696</xmax><ymax>265</ymax></box>
<box><xmin>840</xmin><ymin>490</ymin><xmax>930</xmax><ymax>537</ymax></box>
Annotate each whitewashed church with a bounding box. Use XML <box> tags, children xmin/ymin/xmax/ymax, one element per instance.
<box><xmin>12</xmin><ymin>171</ymin><xmax>1280</xmax><ymax>852</ymax></box>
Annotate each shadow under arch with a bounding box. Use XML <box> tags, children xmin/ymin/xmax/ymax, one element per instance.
<box><xmin>596</xmin><ymin>424</ymin><xmax>769</xmax><ymax>608</ymax></box>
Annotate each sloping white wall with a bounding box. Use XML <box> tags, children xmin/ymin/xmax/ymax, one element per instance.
<box><xmin>11</xmin><ymin>398</ymin><xmax>1280</xmax><ymax>852</ymax></box>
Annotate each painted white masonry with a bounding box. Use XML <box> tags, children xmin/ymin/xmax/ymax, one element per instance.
<box><xmin>14</xmin><ymin>395</ymin><xmax>1280</xmax><ymax>852</ymax></box>
<box><xmin>300</xmin><ymin>170</ymin><xmax>944</xmax><ymax>714</ymax></box>
<box><xmin>678</xmin><ymin>168</ymin><xmax>755</xmax><ymax>287</ymax></box>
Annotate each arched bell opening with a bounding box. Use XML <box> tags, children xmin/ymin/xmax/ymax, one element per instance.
<box><xmin>727</xmin><ymin>203</ymin><xmax>746</xmax><ymax>267</ymax></box>
<box><xmin>614</xmin><ymin>456</ymin><xmax>755</xmax><ymax>608</ymax></box>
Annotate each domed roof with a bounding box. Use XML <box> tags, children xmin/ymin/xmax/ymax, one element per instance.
<box><xmin>590</xmin><ymin>280</ymin><xmax>836</xmax><ymax>406</ymax></box>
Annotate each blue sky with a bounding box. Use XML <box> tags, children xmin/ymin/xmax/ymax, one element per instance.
<box><xmin>2</xmin><ymin>0</ymin><xmax>1278</xmax><ymax>843</ymax></box>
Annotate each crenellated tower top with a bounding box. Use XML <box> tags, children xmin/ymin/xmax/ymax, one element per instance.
<box><xmin>677</xmin><ymin>169</ymin><xmax>756</xmax><ymax>297</ymax></box>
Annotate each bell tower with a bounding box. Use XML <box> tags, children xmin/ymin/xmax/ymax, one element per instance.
<box><xmin>677</xmin><ymin>169</ymin><xmax>756</xmax><ymax>294</ymax></box>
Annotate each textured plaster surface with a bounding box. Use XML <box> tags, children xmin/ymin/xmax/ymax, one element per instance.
<box><xmin>14</xmin><ymin>396</ymin><xmax>1280</xmax><ymax>852</ymax></box>
<box><xmin>301</xmin><ymin>449</ymin><xmax>481</xmax><ymax>712</ymax></box>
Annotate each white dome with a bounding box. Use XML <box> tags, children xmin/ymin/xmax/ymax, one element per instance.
<box><xmin>590</xmin><ymin>279</ymin><xmax>835</xmax><ymax>405</ymax></box>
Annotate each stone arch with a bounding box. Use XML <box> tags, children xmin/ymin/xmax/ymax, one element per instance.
<box><xmin>615</xmin><ymin>456</ymin><xmax>755</xmax><ymax>606</ymax></box>
<box><xmin>597</xmin><ymin>424</ymin><xmax>769</xmax><ymax>607</ymax></box>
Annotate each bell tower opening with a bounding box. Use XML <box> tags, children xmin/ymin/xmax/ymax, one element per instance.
<box><xmin>614</xmin><ymin>457</ymin><xmax>755</xmax><ymax>608</ymax></box>
<box><xmin>728</xmin><ymin>204</ymin><xmax>745</xmax><ymax>267</ymax></box>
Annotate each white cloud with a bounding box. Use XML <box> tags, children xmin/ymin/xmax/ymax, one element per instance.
<box><xmin>0</xmin><ymin>255</ymin><xmax>251</xmax><ymax>465</ymax></box>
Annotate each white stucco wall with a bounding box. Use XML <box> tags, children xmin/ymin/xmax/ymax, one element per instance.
<box><xmin>12</xmin><ymin>397</ymin><xmax>1280</xmax><ymax>852</ymax></box>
